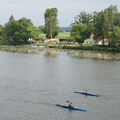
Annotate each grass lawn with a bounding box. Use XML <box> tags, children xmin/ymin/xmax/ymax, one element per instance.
<box><xmin>39</xmin><ymin>32</ymin><xmax>70</xmax><ymax>39</ymax></box>
<box><xmin>56</xmin><ymin>32</ymin><xmax>70</xmax><ymax>39</ymax></box>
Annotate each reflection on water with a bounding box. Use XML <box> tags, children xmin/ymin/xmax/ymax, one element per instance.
<box><xmin>68</xmin><ymin>50</ymin><xmax>120</xmax><ymax>61</ymax></box>
<box><xmin>45</xmin><ymin>49</ymin><xmax>57</xmax><ymax>57</ymax></box>
<box><xmin>0</xmin><ymin>45</ymin><xmax>120</xmax><ymax>60</ymax></box>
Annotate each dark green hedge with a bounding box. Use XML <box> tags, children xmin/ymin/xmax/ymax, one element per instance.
<box><xmin>0</xmin><ymin>40</ymin><xmax>29</xmax><ymax>45</ymax></box>
<box><xmin>48</xmin><ymin>44</ymin><xmax>120</xmax><ymax>52</ymax></box>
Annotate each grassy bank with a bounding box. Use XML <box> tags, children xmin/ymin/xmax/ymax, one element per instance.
<box><xmin>0</xmin><ymin>40</ymin><xmax>14</xmax><ymax>45</ymax></box>
<box><xmin>1</xmin><ymin>42</ymin><xmax>120</xmax><ymax>53</ymax></box>
<box><xmin>47</xmin><ymin>44</ymin><xmax>120</xmax><ymax>52</ymax></box>
<box><xmin>0</xmin><ymin>40</ymin><xmax>29</xmax><ymax>45</ymax></box>
<box><xmin>33</xmin><ymin>42</ymin><xmax>120</xmax><ymax>52</ymax></box>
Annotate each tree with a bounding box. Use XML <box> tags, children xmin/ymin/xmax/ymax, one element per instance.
<box><xmin>44</xmin><ymin>8</ymin><xmax>59</xmax><ymax>38</ymax></box>
<box><xmin>0</xmin><ymin>25</ymin><xmax>4</xmax><ymax>40</ymax></box>
<box><xmin>71</xmin><ymin>24</ymin><xmax>94</xmax><ymax>45</ymax></box>
<box><xmin>39</xmin><ymin>25</ymin><xmax>45</xmax><ymax>33</ymax></box>
<box><xmin>18</xmin><ymin>17</ymin><xmax>33</xmax><ymax>27</ymax></box>
<box><xmin>93</xmin><ymin>11</ymin><xmax>106</xmax><ymax>45</ymax></box>
<box><xmin>104</xmin><ymin>5</ymin><xmax>118</xmax><ymax>32</ymax></box>
<box><xmin>108</xmin><ymin>26</ymin><xmax>120</xmax><ymax>47</ymax></box>
<box><xmin>8</xmin><ymin>15</ymin><xmax>15</xmax><ymax>23</ymax></box>
<box><xmin>74</xmin><ymin>11</ymin><xmax>93</xmax><ymax>24</ymax></box>
<box><xmin>28</xmin><ymin>26</ymin><xmax>41</xmax><ymax>40</ymax></box>
<box><xmin>71</xmin><ymin>11</ymin><xmax>94</xmax><ymax>44</ymax></box>
<box><xmin>114</xmin><ymin>13</ymin><xmax>120</xmax><ymax>27</ymax></box>
<box><xmin>4</xmin><ymin>17</ymin><xmax>33</xmax><ymax>43</ymax></box>
<box><xmin>0</xmin><ymin>25</ymin><xmax>3</xmax><ymax>36</ymax></box>
<box><xmin>93</xmin><ymin>5</ymin><xmax>119</xmax><ymax>45</ymax></box>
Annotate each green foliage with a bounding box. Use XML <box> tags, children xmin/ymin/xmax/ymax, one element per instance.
<box><xmin>104</xmin><ymin>5</ymin><xmax>118</xmax><ymax>32</ymax></box>
<box><xmin>71</xmin><ymin>11</ymin><xmax>95</xmax><ymax>44</ymax></box>
<box><xmin>48</xmin><ymin>44</ymin><xmax>120</xmax><ymax>52</ymax></box>
<box><xmin>108</xmin><ymin>26</ymin><xmax>120</xmax><ymax>47</ymax></box>
<box><xmin>8</xmin><ymin>15</ymin><xmax>15</xmax><ymax>23</ymax></box>
<box><xmin>93</xmin><ymin>11</ymin><xmax>105</xmax><ymax>39</ymax></box>
<box><xmin>93</xmin><ymin>5</ymin><xmax>119</xmax><ymax>45</ymax></box>
<box><xmin>0</xmin><ymin>40</ymin><xmax>18</xmax><ymax>45</ymax></box>
<box><xmin>39</xmin><ymin>25</ymin><xmax>45</xmax><ymax>33</ymax></box>
<box><xmin>4</xmin><ymin>17</ymin><xmax>33</xmax><ymax>44</ymax></box>
<box><xmin>71</xmin><ymin>24</ymin><xmax>94</xmax><ymax>44</ymax></box>
<box><xmin>74</xmin><ymin>11</ymin><xmax>93</xmax><ymax>24</ymax></box>
<box><xmin>44</xmin><ymin>8</ymin><xmax>59</xmax><ymax>38</ymax></box>
<box><xmin>114</xmin><ymin>13</ymin><xmax>120</xmax><ymax>26</ymax></box>
<box><xmin>28</xmin><ymin>26</ymin><xmax>41</xmax><ymax>39</ymax></box>
<box><xmin>0</xmin><ymin>25</ymin><xmax>4</xmax><ymax>37</ymax></box>
<box><xmin>67</xmin><ymin>36</ymin><xmax>75</xmax><ymax>42</ymax></box>
<box><xmin>72</xmin><ymin>5</ymin><xmax>120</xmax><ymax>47</ymax></box>
<box><xmin>39</xmin><ymin>33</ymin><xmax>46</xmax><ymax>38</ymax></box>
<box><xmin>18</xmin><ymin>17</ymin><xmax>33</xmax><ymax>27</ymax></box>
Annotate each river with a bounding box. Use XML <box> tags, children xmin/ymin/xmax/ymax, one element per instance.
<box><xmin>0</xmin><ymin>46</ymin><xmax>120</xmax><ymax>120</ymax></box>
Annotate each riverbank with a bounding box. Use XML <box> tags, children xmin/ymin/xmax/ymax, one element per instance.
<box><xmin>0</xmin><ymin>45</ymin><xmax>44</xmax><ymax>54</ymax></box>
<box><xmin>1</xmin><ymin>45</ymin><xmax>120</xmax><ymax>60</ymax></box>
<box><xmin>1</xmin><ymin>43</ymin><xmax>120</xmax><ymax>53</ymax></box>
<box><xmin>33</xmin><ymin>43</ymin><xmax>120</xmax><ymax>53</ymax></box>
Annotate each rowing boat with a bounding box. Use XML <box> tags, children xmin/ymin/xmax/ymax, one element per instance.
<box><xmin>74</xmin><ymin>91</ymin><xmax>99</xmax><ymax>97</ymax></box>
<box><xmin>56</xmin><ymin>104</ymin><xmax>87</xmax><ymax>111</ymax></box>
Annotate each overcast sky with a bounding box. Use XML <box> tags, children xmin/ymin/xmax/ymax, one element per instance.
<box><xmin>0</xmin><ymin>0</ymin><xmax>120</xmax><ymax>27</ymax></box>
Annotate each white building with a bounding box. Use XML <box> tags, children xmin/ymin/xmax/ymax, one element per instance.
<box><xmin>84</xmin><ymin>34</ymin><xmax>97</xmax><ymax>45</ymax></box>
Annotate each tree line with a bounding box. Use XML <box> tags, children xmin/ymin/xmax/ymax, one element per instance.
<box><xmin>0</xmin><ymin>5</ymin><xmax>120</xmax><ymax>46</ymax></box>
<box><xmin>71</xmin><ymin>5</ymin><xmax>120</xmax><ymax>47</ymax></box>
<box><xmin>0</xmin><ymin>15</ymin><xmax>40</xmax><ymax>44</ymax></box>
<box><xmin>0</xmin><ymin>8</ymin><xmax>60</xmax><ymax>44</ymax></box>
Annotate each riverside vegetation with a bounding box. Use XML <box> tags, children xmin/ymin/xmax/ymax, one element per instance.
<box><xmin>0</xmin><ymin>5</ymin><xmax>120</xmax><ymax>53</ymax></box>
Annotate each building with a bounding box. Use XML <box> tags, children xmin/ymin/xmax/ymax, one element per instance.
<box><xmin>84</xmin><ymin>34</ymin><xmax>97</xmax><ymax>44</ymax></box>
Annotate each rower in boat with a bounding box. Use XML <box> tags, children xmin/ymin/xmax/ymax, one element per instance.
<box><xmin>66</xmin><ymin>100</ymin><xmax>74</xmax><ymax>107</ymax></box>
<box><xmin>83</xmin><ymin>88</ymin><xmax>88</xmax><ymax>95</ymax></box>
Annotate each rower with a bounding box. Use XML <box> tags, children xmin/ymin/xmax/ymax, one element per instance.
<box><xmin>66</xmin><ymin>100</ymin><xmax>74</xmax><ymax>107</ymax></box>
<box><xmin>83</xmin><ymin>88</ymin><xmax>88</xmax><ymax>94</ymax></box>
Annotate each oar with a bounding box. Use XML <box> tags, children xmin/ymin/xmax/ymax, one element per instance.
<box><xmin>66</xmin><ymin>100</ymin><xmax>71</xmax><ymax>103</ymax></box>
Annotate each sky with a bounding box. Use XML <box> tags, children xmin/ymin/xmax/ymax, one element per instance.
<box><xmin>0</xmin><ymin>0</ymin><xmax>120</xmax><ymax>27</ymax></box>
